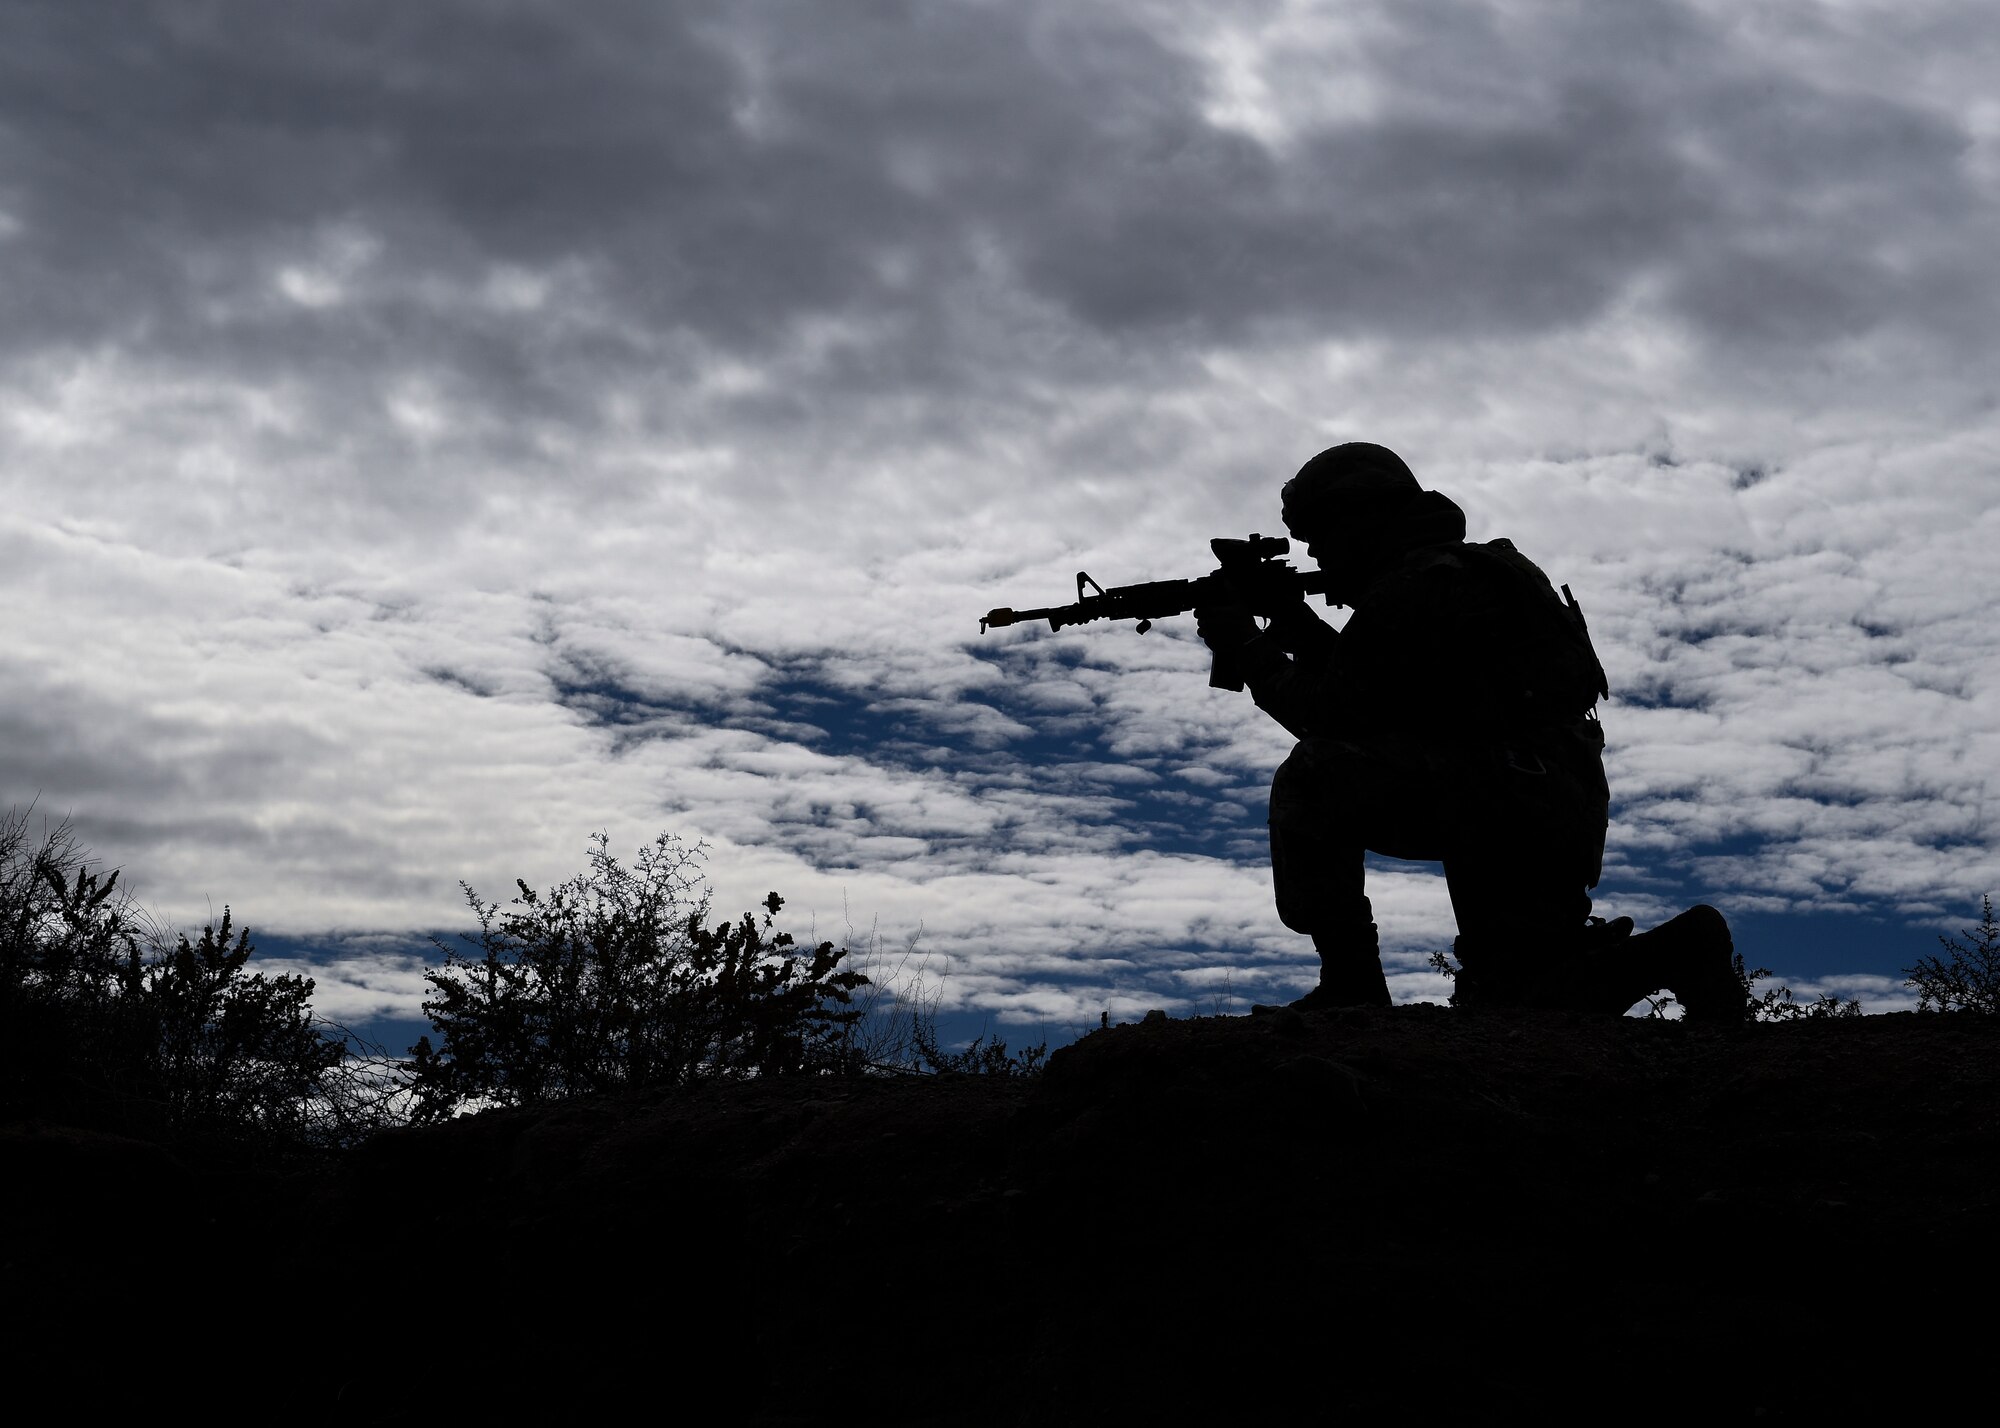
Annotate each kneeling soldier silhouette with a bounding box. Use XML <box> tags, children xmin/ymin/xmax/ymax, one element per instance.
<box><xmin>1196</xmin><ymin>442</ymin><xmax>1742</xmax><ymax>1019</ymax></box>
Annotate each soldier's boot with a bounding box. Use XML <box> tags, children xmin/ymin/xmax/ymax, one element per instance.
<box><xmin>1254</xmin><ymin>920</ymin><xmax>1390</xmax><ymax>1013</ymax></box>
<box><xmin>1631</xmin><ymin>904</ymin><xmax>1743</xmax><ymax>1024</ymax></box>
<box><xmin>1296</xmin><ymin>921</ymin><xmax>1391</xmax><ymax>1010</ymax></box>
<box><xmin>1559</xmin><ymin>905</ymin><xmax>1742</xmax><ymax>1019</ymax></box>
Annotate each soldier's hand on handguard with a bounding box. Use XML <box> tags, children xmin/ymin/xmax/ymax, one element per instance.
<box><xmin>1194</xmin><ymin>604</ymin><xmax>1258</xmax><ymax>653</ymax></box>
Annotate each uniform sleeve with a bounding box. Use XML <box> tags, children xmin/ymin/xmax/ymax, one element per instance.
<box><xmin>1242</xmin><ymin>624</ymin><xmax>1338</xmax><ymax>739</ymax></box>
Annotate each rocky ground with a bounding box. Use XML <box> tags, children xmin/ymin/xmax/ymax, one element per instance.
<box><xmin>8</xmin><ymin>1005</ymin><xmax>1996</xmax><ymax>1422</ymax></box>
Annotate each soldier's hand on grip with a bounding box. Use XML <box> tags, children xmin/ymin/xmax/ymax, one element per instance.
<box><xmin>1194</xmin><ymin>605</ymin><xmax>1257</xmax><ymax>652</ymax></box>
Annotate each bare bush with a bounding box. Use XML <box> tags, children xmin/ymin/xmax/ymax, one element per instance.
<box><xmin>0</xmin><ymin>807</ymin><xmax>373</xmax><ymax>1148</ymax></box>
<box><xmin>404</xmin><ymin>832</ymin><xmax>870</xmax><ymax>1121</ymax></box>
<box><xmin>1904</xmin><ymin>895</ymin><xmax>2000</xmax><ymax>1013</ymax></box>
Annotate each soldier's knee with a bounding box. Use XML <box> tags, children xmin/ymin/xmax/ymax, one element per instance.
<box><xmin>1269</xmin><ymin>740</ymin><xmax>1340</xmax><ymax>830</ymax></box>
<box><xmin>1273</xmin><ymin>889</ymin><xmax>1317</xmax><ymax>935</ymax></box>
<box><xmin>1270</xmin><ymin>745</ymin><xmax>1308</xmax><ymax>808</ymax></box>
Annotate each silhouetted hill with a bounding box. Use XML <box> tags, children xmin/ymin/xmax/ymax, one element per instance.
<box><xmin>8</xmin><ymin>1007</ymin><xmax>1995</xmax><ymax>1421</ymax></box>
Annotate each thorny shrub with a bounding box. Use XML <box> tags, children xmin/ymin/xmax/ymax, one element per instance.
<box><xmin>1734</xmin><ymin>954</ymin><xmax>1862</xmax><ymax>1021</ymax></box>
<box><xmin>404</xmin><ymin>832</ymin><xmax>870</xmax><ymax>1121</ymax></box>
<box><xmin>1903</xmin><ymin>895</ymin><xmax>2000</xmax><ymax>1014</ymax></box>
<box><xmin>0</xmin><ymin>809</ymin><xmax>383</xmax><ymax>1148</ymax></box>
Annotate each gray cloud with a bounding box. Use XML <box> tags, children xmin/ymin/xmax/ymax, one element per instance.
<box><xmin>7</xmin><ymin>1</ymin><xmax>1989</xmax><ymax>396</ymax></box>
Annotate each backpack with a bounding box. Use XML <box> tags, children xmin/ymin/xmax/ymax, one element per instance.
<box><xmin>1457</xmin><ymin>539</ymin><xmax>1611</xmax><ymax>723</ymax></box>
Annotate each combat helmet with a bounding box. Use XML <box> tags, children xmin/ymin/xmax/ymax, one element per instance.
<box><xmin>1280</xmin><ymin>442</ymin><xmax>1422</xmax><ymax>537</ymax></box>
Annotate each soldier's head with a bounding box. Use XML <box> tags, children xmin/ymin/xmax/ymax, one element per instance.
<box><xmin>1281</xmin><ymin>443</ymin><xmax>1422</xmax><ymax>572</ymax></box>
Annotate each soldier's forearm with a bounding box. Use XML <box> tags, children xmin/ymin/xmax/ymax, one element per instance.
<box><xmin>1250</xmin><ymin>690</ymin><xmax>1316</xmax><ymax>740</ymax></box>
<box><xmin>1264</xmin><ymin>603</ymin><xmax>1338</xmax><ymax>661</ymax></box>
<box><xmin>1244</xmin><ymin>654</ymin><xmax>1318</xmax><ymax>739</ymax></box>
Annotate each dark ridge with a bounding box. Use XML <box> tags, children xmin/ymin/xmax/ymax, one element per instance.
<box><xmin>7</xmin><ymin>1008</ymin><xmax>1992</xmax><ymax>1420</ymax></box>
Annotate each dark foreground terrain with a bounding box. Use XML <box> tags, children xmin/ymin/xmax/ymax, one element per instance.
<box><xmin>8</xmin><ymin>1006</ymin><xmax>1996</xmax><ymax>1422</ymax></box>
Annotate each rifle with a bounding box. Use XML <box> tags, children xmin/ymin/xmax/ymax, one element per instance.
<box><xmin>979</xmin><ymin>534</ymin><xmax>1335</xmax><ymax>692</ymax></box>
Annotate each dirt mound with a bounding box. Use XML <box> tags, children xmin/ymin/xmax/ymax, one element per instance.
<box><xmin>7</xmin><ymin>1007</ymin><xmax>1994</xmax><ymax>1420</ymax></box>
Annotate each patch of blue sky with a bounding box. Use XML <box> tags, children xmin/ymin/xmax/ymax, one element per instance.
<box><xmin>1725</xmin><ymin>907</ymin><xmax>1918</xmax><ymax>988</ymax></box>
<box><xmin>702</xmin><ymin>663</ymin><xmax>1274</xmax><ymax>863</ymax></box>
<box><xmin>244</xmin><ymin>929</ymin><xmax>440</xmax><ymax>1059</ymax></box>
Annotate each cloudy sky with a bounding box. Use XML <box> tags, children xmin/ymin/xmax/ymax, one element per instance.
<box><xmin>5</xmin><ymin>0</ymin><xmax>1996</xmax><ymax>1046</ymax></box>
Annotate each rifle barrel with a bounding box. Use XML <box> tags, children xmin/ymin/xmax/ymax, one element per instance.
<box><xmin>980</xmin><ymin>566</ymin><xmax>1332</xmax><ymax>634</ymax></box>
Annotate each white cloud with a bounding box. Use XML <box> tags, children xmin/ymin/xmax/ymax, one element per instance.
<box><xmin>255</xmin><ymin>949</ymin><xmax>433</xmax><ymax>1025</ymax></box>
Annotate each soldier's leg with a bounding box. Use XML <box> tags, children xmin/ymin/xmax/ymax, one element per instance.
<box><xmin>1448</xmin><ymin>839</ymin><xmax>1743</xmax><ymax>1016</ymax></box>
<box><xmin>1440</xmin><ymin>745</ymin><xmax>1596</xmax><ymax>1004</ymax></box>
<box><xmin>1268</xmin><ymin>739</ymin><xmax>1445</xmax><ymax>1008</ymax></box>
<box><xmin>1441</xmin><ymin>849</ymin><xmax>1593</xmax><ymax>1004</ymax></box>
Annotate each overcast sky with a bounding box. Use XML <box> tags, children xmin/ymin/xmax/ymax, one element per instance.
<box><xmin>5</xmin><ymin>0</ymin><xmax>1996</xmax><ymax>1040</ymax></box>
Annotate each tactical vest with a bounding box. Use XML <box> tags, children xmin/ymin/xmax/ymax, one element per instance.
<box><xmin>1456</xmin><ymin>539</ymin><xmax>1611</xmax><ymax>726</ymax></box>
